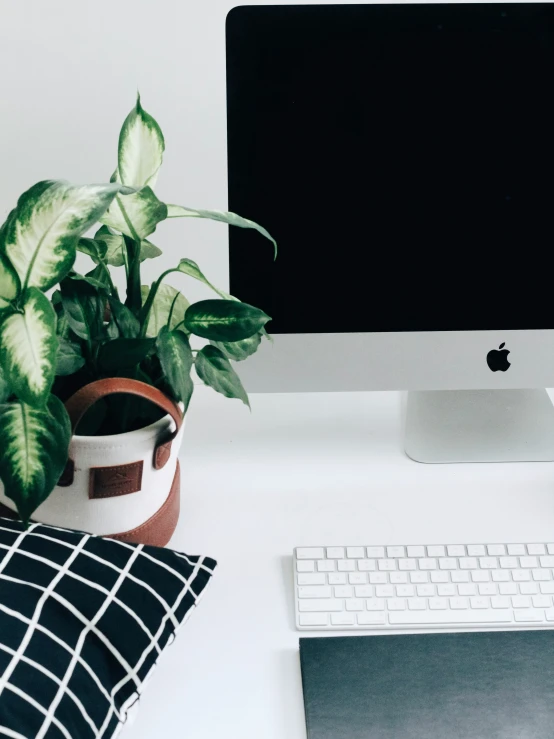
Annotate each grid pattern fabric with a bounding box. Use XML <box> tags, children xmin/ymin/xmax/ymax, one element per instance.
<box><xmin>0</xmin><ymin>517</ymin><xmax>216</xmax><ymax>739</ymax></box>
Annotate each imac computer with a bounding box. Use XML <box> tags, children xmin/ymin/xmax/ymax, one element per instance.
<box><xmin>225</xmin><ymin>3</ymin><xmax>554</xmax><ymax>463</ymax></box>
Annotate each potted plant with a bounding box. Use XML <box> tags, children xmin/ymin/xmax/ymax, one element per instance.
<box><xmin>0</xmin><ymin>94</ymin><xmax>275</xmax><ymax>544</ymax></box>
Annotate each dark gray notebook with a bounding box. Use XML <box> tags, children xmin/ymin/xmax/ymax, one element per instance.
<box><xmin>300</xmin><ymin>631</ymin><xmax>554</xmax><ymax>739</ymax></box>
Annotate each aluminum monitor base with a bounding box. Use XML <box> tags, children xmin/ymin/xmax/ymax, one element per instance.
<box><xmin>405</xmin><ymin>389</ymin><xmax>554</xmax><ymax>463</ymax></box>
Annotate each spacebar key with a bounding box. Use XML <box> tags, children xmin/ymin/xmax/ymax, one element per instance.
<box><xmin>389</xmin><ymin>609</ymin><xmax>513</xmax><ymax>625</ymax></box>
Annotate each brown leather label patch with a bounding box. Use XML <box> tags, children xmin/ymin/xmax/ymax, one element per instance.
<box><xmin>89</xmin><ymin>461</ymin><xmax>143</xmax><ymax>499</ymax></box>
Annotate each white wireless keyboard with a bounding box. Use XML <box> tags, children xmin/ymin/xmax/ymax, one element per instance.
<box><xmin>294</xmin><ymin>543</ymin><xmax>554</xmax><ymax>630</ymax></box>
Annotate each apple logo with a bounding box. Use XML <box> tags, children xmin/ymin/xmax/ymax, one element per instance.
<box><xmin>487</xmin><ymin>342</ymin><xmax>511</xmax><ymax>372</ymax></box>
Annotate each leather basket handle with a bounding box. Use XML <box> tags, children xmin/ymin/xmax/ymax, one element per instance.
<box><xmin>63</xmin><ymin>379</ymin><xmax>183</xmax><ymax>480</ymax></box>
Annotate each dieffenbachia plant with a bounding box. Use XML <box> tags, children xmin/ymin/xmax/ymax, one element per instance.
<box><xmin>0</xmin><ymin>94</ymin><xmax>275</xmax><ymax>522</ymax></box>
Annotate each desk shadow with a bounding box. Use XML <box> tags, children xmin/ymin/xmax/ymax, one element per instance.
<box><xmin>276</xmin><ymin>647</ymin><xmax>308</xmax><ymax>739</ymax></box>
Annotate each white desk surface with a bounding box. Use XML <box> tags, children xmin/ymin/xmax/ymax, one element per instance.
<box><xmin>126</xmin><ymin>386</ymin><xmax>554</xmax><ymax>739</ymax></box>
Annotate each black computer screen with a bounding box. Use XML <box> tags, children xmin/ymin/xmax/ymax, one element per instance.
<box><xmin>226</xmin><ymin>4</ymin><xmax>554</xmax><ymax>333</ymax></box>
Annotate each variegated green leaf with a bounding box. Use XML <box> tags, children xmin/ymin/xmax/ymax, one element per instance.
<box><xmin>93</xmin><ymin>226</ymin><xmax>162</xmax><ymax>267</ymax></box>
<box><xmin>156</xmin><ymin>327</ymin><xmax>194</xmax><ymax>411</ymax></box>
<box><xmin>0</xmin><ymin>365</ymin><xmax>9</xmax><ymax>403</ymax></box>
<box><xmin>211</xmin><ymin>332</ymin><xmax>263</xmax><ymax>361</ymax></box>
<box><xmin>140</xmin><ymin>283</ymin><xmax>190</xmax><ymax>337</ymax></box>
<box><xmin>0</xmin><ymin>395</ymin><xmax>71</xmax><ymax>522</ymax></box>
<box><xmin>0</xmin><ymin>288</ymin><xmax>57</xmax><ymax>406</ymax></box>
<box><xmin>0</xmin><ymin>250</ymin><xmax>20</xmax><ymax>310</ymax></box>
<box><xmin>166</xmin><ymin>204</ymin><xmax>277</xmax><ymax>258</ymax></box>
<box><xmin>1</xmin><ymin>180</ymin><xmax>121</xmax><ymax>291</ymax></box>
<box><xmin>56</xmin><ymin>337</ymin><xmax>85</xmax><ymax>376</ymax></box>
<box><xmin>195</xmin><ymin>345</ymin><xmax>250</xmax><ymax>407</ymax></box>
<box><xmin>100</xmin><ymin>187</ymin><xmax>167</xmax><ymax>241</ymax></box>
<box><xmin>118</xmin><ymin>93</ymin><xmax>165</xmax><ymax>189</ymax></box>
<box><xmin>176</xmin><ymin>258</ymin><xmax>232</xmax><ymax>300</ymax></box>
<box><xmin>184</xmin><ymin>299</ymin><xmax>271</xmax><ymax>342</ymax></box>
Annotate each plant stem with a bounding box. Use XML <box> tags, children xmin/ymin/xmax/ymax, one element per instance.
<box><xmin>166</xmin><ymin>291</ymin><xmax>180</xmax><ymax>329</ymax></box>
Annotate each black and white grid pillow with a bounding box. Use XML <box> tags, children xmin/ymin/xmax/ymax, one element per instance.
<box><xmin>0</xmin><ymin>517</ymin><xmax>216</xmax><ymax>739</ymax></box>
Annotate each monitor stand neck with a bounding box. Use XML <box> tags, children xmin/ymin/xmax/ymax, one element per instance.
<box><xmin>404</xmin><ymin>389</ymin><xmax>554</xmax><ymax>463</ymax></box>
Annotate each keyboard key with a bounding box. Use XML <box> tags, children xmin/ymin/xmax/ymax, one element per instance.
<box><xmin>499</xmin><ymin>583</ymin><xmax>518</xmax><ymax>596</ymax></box>
<box><xmin>331</xmin><ymin>613</ymin><xmax>356</xmax><ymax>626</ymax></box>
<box><xmin>378</xmin><ymin>559</ymin><xmax>396</xmax><ymax>571</ymax></box>
<box><xmin>491</xmin><ymin>596</ymin><xmax>511</xmax><ymax>609</ymax></box>
<box><xmin>366</xmin><ymin>599</ymin><xmax>385</xmax><ymax>611</ymax></box>
<box><xmin>408</xmin><ymin>598</ymin><xmax>427</xmax><ymax>610</ymax></box>
<box><xmin>338</xmin><ymin>560</ymin><xmax>356</xmax><ymax>572</ymax></box>
<box><xmin>437</xmin><ymin>584</ymin><xmax>456</xmax><ymax>597</ymax></box>
<box><xmin>297</xmin><ymin>548</ymin><xmax>324</xmax><ymax>559</ymax></box>
<box><xmin>390</xmin><ymin>572</ymin><xmax>408</xmax><ymax>584</ymax></box>
<box><xmin>346</xmin><ymin>547</ymin><xmax>365</xmax><ymax>559</ymax></box>
<box><xmin>369</xmin><ymin>573</ymin><xmax>387</xmax><ymax>584</ymax></box>
<box><xmin>467</xmin><ymin>545</ymin><xmax>486</xmax><ymax>556</ymax></box>
<box><xmin>328</xmin><ymin>573</ymin><xmax>347</xmax><ymax>585</ymax></box>
<box><xmin>512</xmin><ymin>596</ymin><xmax>531</xmax><ymax>608</ymax></box>
<box><xmin>417</xmin><ymin>584</ymin><xmax>435</xmax><ymax>597</ymax></box>
<box><xmin>358</xmin><ymin>559</ymin><xmax>376</xmax><ymax>571</ymax></box>
<box><xmin>533</xmin><ymin>595</ymin><xmax>551</xmax><ymax>608</ymax></box>
<box><xmin>540</xmin><ymin>583</ymin><xmax>554</xmax><ymax>594</ymax></box>
<box><xmin>299</xmin><ymin>599</ymin><xmax>343</xmax><ymax>612</ymax></box>
<box><xmin>430</xmin><ymin>572</ymin><xmax>449</xmax><ymax>583</ymax></box>
<box><xmin>520</xmin><ymin>556</ymin><xmax>538</xmax><ymax>569</ymax></box>
<box><xmin>479</xmin><ymin>557</ymin><xmax>497</xmax><ymax>569</ymax></box>
<box><xmin>513</xmin><ymin>570</ymin><xmax>531</xmax><ymax>582</ymax></box>
<box><xmin>345</xmin><ymin>599</ymin><xmax>364</xmax><ymax>611</ymax></box>
<box><xmin>397</xmin><ymin>585</ymin><xmax>415</xmax><ymax>597</ymax></box>
<box><xmin>327</xmin><ymin>547</ymin><xmax>345</xmax><ymax>559</ymax></box>
<box><xmin>357</xmin><ymin>613</ymin><xmax>386</xmax><ymax>626</ymax></box>
<box><xmin>492</xmin><ymin>570</ymin><xmax>510</xmax><ymax>582</ymax></box>
<box><xmin>298</xmin><ymin>586</ymin><xmax>332</xmax><ymax>599</ymax></box>
<box><xmin>499</xmin><ymin>557</ymin><xmax>518</xmax><ymax>569</ymax></box>
<box><xmin>298</xmin><ymin>574</ymin><xmax>326</xmax><ymax>585</ymax></box>
<box><xmin>546</xmin><ymin>609</ymin><xmax>554</xmax><ymax>621</ymax></box>
<box><xmin>450</xmin><ymin>597</ymin><xmax>469</xmax><ymax>609</ymax></box>
<box><xmin>548</xmin><ymin>544</ymin><xmax>554</xmax><ymax>555</ymax></box>
<box><xmin>514</xmin><ymin>610</ymin><xmax>543</xmax><ymax>622</ymax></box>
<box><xmin>470</xmin><ymin>597</ymin><xmax>490</xmax><ymax>609</ymax></box>
<box><xmin>427</xmin><ymin>546</ymin><xmax>445</xmax><ymax>557</ymax></box>
<box><xmin>410</xmin><ymin>572</ymin><xmax>429</xmax><ymax>583</ymax></box>
<box><xmin>460</xmin><ymin>557</ymin><xmax>478</xmax><ymax>570</ymax></box>
<box><xmin>376</xmin><ymin>585</ymin><xmax>394</xmax><ymax>598</ymax></box>
<box><xmin>317</xmin><ymin>560</ymin><xmax>335</xmax><ymax>572</ymax></box>
<box><xmin>533</xmin><ymin>569</ymin><xmax>551</xmax><ymax>581</ymax></box>
<box><xmin>387</xmin><ymin>546</ymin><xmax>405</xmax><ymax>558</ymax></box>
<box><xmin>419</xmin><ymin>558</ymin><xmax>437</xmax><ymax>570</ymax></box>
<box><xmin>528</xmin><ymin>544</ymin><xmax>546</xmax><ymax>555</ymax></box>
<box><xmin>387</xmin><ymin>598</ymin><xmax>406</xmax><ymax>611</ymax></box>
<box><xmin>487</xmin><ymin>544</ymin><xmax>506</xmax><ymax>556</ymax></box>
<box><xmin>349</xmin><ymin>573</ymin><xmax>367</xmax><ymax>585</ymax></box>
<box><xmin>458</xmin><ymin>584</ymin><xmax>477</xmax><ymax>596</ymax></box>
<box><xmin>472</xmin><ymin>571</ymin><xmax>490</xmax><ymax>582</ymax></box>
<box><xmin>478</xmin><ymin>583</ymin><xmax>497</xmax><ymax>596</ymax></box>
<box><xmin>447</xmin><ymin>545</ymin><xmax>466</xmax><ymax>557</ymax></box>
<box><xmin>452</xmin><ymin>571</ymin><xmax>470</xmax><ymax>583</ymax></box>
<box><xmin>334</xmin><ymin>586</ymin><xmax>353</xmax><ymax>598</ymax></box>
<box><xmin>299</xmin><ymin>614</ymin><xmax>328</xmax><ymax>627</ymax></box>
<box><xmin>429</xmin><ymin>598</ymin><xmax>448</xmax><ymax>610</ymax></box>
<box><xmin>540</xmin><ymin>556</ymin><xmax>554</xmax><ymax>568</ymax></box>
<box><xmin>519</xmin><ymin>583</ymin><xmax>538</xmax><ymax>595</ymax></box>
<box><xmin>507</xmin><ymin>544</ymin><xmax>526</xmax><ymax>555</ymax></box>
<box><xmin>398</xmin><ymin>559</ymin><xmax>417</xmax><ymax>571</ymax></box>
<box><xmin>366</xmin><ymin>547</ymin><xmax>385</xmax><ymax>558</ymax></box>
<box><xmin>297</xmin><ymin>561</ymin><xmax>315</xmax><ymax>572</ymax></box>
<box><xmin>355</xmin><ymin>585</ymin><xmax>373</xmax><ymax>598</ymax></box>
<box><xmin>407</xmin><ymin>546</ymin><xmax>425</xmax><ymax>557</ymax></box>
<box><xmin>389</xmin><ymin>610</ymin><xmax>512</xmax><ymax>625</ymax></box>
<box><xmin>439</xmin><ymin>558</ymin><xmax>457</xmax><ymax>570</ymax></box>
